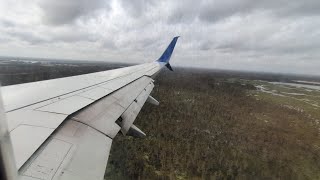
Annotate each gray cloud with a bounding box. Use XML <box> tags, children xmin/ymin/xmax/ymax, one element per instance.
<box><xmin>38</xmin><ymin>0</ymin><xmax>109</xmax><ymax>25</ymax></box>
<box><xmin>0</xmin><ymin>19</ymin><xmax>16</xmax><ymax>28</ymax></box>
<box><xmin>6</xmin><ymin>31</ymin><xmax>48</xmax><ymax>44</ymax></box>
<box><xmin>101</xmin><ymin>40</ymin><xmax>116</xmax><ymax>50</ymax></box>
<box><xmin>0</xmin><ymin>0</ymin><xmax>320</xmax><ymax>75</ymax></box>
<box><xmin>48</xmin><ymin>29</ymin><xmax>100</xmax><ymax>43</ymax></box>
<box><xmin>1</xmin><ymin>26</ymin><xmax>99</xmax><ymax>45</ymax></box>
<box><xmin>119</xmin><ymin>0</ymin><xmax>158</xmax><ymax>18</ymax></box>
<box><xmin>166</xmin><ymin>1</ymin><xmax>201</xmax><ymax>24</ymax></box>
<box><xmin>199</xmin><ymin>40</ymin><xmax>212</xmax><ymax>51</ymax></box>
<box><xmin>199</xmin><ymin>0</ymin><xmax>320</xmax><ymax>23</ymax></box>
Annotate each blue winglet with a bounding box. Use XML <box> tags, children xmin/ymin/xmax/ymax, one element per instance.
<box><xmin>157</xmin><ymin>36</ymin><xmax>179</xmax><ymax>63</ymax></box>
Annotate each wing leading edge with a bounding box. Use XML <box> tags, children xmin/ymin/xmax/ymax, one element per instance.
<box><xmin>0</xmin><ymin>37</ymin><xmax>179</xmax><ymax>180</ymax></box>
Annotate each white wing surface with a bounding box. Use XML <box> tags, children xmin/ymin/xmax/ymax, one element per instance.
<box><xmin>0</xmin><ymin>37</ymin><xmax>179</xmax><ymax>180</ymax></box>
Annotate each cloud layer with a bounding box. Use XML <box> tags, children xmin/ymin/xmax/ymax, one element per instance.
<box><xmin>0</xmin><ymin>0</ymin><xmax>320</xmax><ymax>75</ymax></box>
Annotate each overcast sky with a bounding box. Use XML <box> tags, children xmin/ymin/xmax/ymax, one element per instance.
<box><xmin>0</xmin><ymin>0</ymin><xmax>320</xmax><ymax>75</ymax></box>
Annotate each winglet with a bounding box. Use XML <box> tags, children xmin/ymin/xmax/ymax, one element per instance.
<box><xmin>165</xmin><ymin>63</ymin><xmax>173</xmax><ymax>71</ymax></box>
<box><xmin>157</xmin><ymin>36</ymin><xmax>179</xmax><ymax>63</ymax></box>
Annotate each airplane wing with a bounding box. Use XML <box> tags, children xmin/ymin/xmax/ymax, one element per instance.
<box><xmin>0</xmin><ymin>37</ymin><xmax>179</xmax><ymax>180</ymax></box>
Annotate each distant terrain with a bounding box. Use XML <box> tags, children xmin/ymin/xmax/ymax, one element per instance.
<box><xmin>0</xmin><ymin>57</ymin><xmax>129</xmax><ymax>86</ymax></box>
<box><xmin>1</xmin><ymin>59</ymin><xmax>320</xmax><ymax>179</ymax></box>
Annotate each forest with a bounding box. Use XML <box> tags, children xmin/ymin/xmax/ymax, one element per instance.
<box><xmin>106</xmin><ymin>68</ymin><xmax>320</xmax><ymax>179</ymax></box>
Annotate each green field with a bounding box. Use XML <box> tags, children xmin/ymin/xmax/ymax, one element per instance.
<box><xmin>106</xmin><ymin>69</ymin><xmax>320</xmax><ymax>179</ymax></box>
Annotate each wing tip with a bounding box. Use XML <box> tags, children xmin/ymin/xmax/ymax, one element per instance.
<box><xmin>157</xmin><ymin>36</ymin><xmax>180</xmax><ymax>63</ymax></box>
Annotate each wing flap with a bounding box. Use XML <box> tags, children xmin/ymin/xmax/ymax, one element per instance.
<box><xmin>71</xmin><ymin>76</ymin><xmax>154</xmax><ymax>138</ymax></box>
<box><xmin>71</xmin><ymin>95</ymin><xmax>124</xmax><ymax>138</ymax></box>
<box><xmin>11</xmin><ymin>125</ymin><xmax>55</xmax><ymax>169</ymax></box>
<box><xmin>111</xmin><ymin>77</ymin><xmax>152</xmax><ymax>107</ymax></box>
<box><xmin>19</xmin><ymin>120</ymin><xmax>112</xmax><ymax>180</ymax></box>
<box><xmin>120</xmin><ymin>82</ymin><xmax>155</xmax><ymax>135</ymax></box>
<box><xmin>6</xmin><ymin>110</ymin><xmax>68</xmax><ymax>169</ymax></box>
<box><xmin>22</xmin><ymin>139</ymin><xmax>72</xmax><ymax>180</ymax></box>
<box><xmin>136</xmin><ymin>83</ymin><xmax>154</xmax><ymax>107</ymax></box>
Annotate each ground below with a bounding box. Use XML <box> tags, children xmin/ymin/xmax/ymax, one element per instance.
<box><xmin>106</xmin><ymin>69</ymin><xmax>320</xmax><ymax>180</ymax></box>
